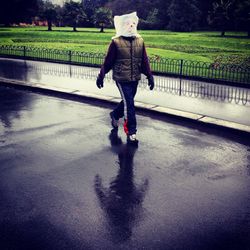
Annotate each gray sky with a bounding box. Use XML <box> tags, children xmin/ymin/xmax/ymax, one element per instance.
<box><xmin>50</xmin><ymin>0</ymin><xmax>81</xmax><ymax>6</ymax></box>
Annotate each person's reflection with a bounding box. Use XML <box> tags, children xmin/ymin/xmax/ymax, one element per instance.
<box><xmin>94</xmin><ymin>129</ymin><xmax>149</xmax><ymax>243</ymax></box>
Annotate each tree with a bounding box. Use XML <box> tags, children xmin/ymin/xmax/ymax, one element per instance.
<box><xmin>234</xmin><ymin>0</ymin><xmax>250</xmax><ymax>37</ymax></box>
<box><xmin>82</xmin><ymin>0</ymin><xmax>96</xmax><ymax>26</ymax></box>
<box><xmin>106</xmin><ymin>0</ymin><xmax>161</xmax><ymax>28</ymax></box>
<box><xmin>154</xmin><ymin>0</ymin><xmax>172</xmax><ymax>29</ymax></box>
<box><xmin>195</xmin><ymin>0</ymin><xmax>215</xmax><ymax>29</ymax></box>
<box><xmin>167</xmin><ymin>0</ymin><xmax>201</xmax><ymax>32</ymax></box>
<box><xmin>63</xmin><ymin>1</ymin><xmax>87</xmax><ymax>31</ymax></box>
<box><xmin>39</xmin><ymin>1</ymin><xmax>58</xmax><ymax>31</ymax></box>
<box><xmin>139</xmin><ymin>9</ymin><xmax>160</xmax><ymax>30</ymax></box>
<box><xmin>0</xmin><ymin>0</ymin><xmax>39</xmax><ymax>26</ymax></box>
<box><xmin>82</xmin><ymin>0</ymin><xmax>109</xmax><ymax>27</ymax></box>
<box><xmin>207</xmin><ymin>0</ymin><xmax>235</xmax><ymax>36</ymax></box>
<box><xmin>133</xmin><ymin>0</ymin><xmax>156</xmax><ymax>20</ymax></box>
<box><xmin>105</xmin><ymin>0</ymin><xmax>135</xmax><ymax>16</ymax></box>
<box><xmin>93</xmin><ymin>7</ymin><xmax>112</xmax><ymax>32</ymax></box>
<box><xmin>54</xmin><ymin>4</ymin><xmax>64</xmax><ymax>27</ymax></box>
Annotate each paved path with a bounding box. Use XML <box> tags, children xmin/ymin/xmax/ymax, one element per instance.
<box><xmin>0</xmin><ymin>58</ymin><xmax>249</xmax><ymax>129</ymax></box>
<box><xmin>0</xmin><ymin>86</ymin><xmax>250</xmax><ymax>250</ymax></box>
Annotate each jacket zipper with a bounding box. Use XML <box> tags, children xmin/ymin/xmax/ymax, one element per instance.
<box><xmin>130</xmin><ymin>39</ymin><xmax>133</xmax><ymax>81</ymax></box>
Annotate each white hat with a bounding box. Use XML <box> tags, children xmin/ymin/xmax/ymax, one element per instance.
<box><xmin>112</xmin><ymin>12</ymin><xmax>141</xmax><ymax>39</ymax></box>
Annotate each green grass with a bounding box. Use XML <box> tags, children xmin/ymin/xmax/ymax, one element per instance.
<box><xmin>0</xmin><ymin>26</ymin><xmax>249</xmax><ymax>66</ymax></box>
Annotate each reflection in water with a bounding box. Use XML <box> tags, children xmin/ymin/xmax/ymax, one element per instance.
<box><xmin>0</xmin><ymin>59</ymin><xmax>32</xmax><ymax>82</ymax></box>
<box><xmin>0</xmin><ymin>58</ymin><xmax>249</xmax><ymax>105</ymax></box>
<box><xmin>0</xmin><ymin>59</ymin><xmax>27</xmax><ymax>80</ymax></box>
<box><xmin>22</xmin><ymin>62</ymin><xmax>250</xmax><ymax>105</ymax></box>
<box><xmin>0</xmin><ymin>60</ymin><xmax>37</xmax><ymax>128</ymax></box>
<box><xmin>0</xmin><ymin>87</ymin><xmax>34</xmax><ymax>128</ymax></box>
<box><xmin>94</xmin><ymin>129</ymin><xmax>149</xmax><ymax>243</ymax></box>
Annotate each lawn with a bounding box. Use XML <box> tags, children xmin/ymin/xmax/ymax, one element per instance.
<box><xmin>0</xmin><ymin>26</ymin><xmax>249</xmax><ymax>67</ymax></box>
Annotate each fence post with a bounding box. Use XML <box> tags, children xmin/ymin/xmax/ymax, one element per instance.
<box><xmin>179</xmin><ymin>59</ymin><xmax>183</xmax><ymax>78</ymax></box>
<box><xmin>23</xmin><ymin>46</ymin><xmax>26</xmax><ymax>58</ymax></box>
<box><xmin>68</xmin><ymin>50</ymin><xmax>72</xmax><ymax>63</ymax></box>
<box><xmin>179</xmin><ymin>59</ymin><xmax>183</xmax><ymax>96</ymax></box>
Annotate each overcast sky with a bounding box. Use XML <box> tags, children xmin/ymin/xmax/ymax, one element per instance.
<box><xmin>50</xmin><ymin>0</ymin><xmax>81</xmax><ymax>6</ymax></box>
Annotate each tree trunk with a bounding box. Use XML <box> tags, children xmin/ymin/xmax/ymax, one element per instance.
<box><xmin>221</xmin><ymin>30</ymin><xmax>225</xmax><ymax>37</ymax></box>
<box><xmin>73</xmin><ymin>26</ymin><xmax>77</xmax><ymax>32</ymax></box>
<box><xmin>248</xmin><ymin>30</ymin><xmax>250</xmax><ymax>38</ymax></box>
<box><xmin>100</xmin><ymin>25</ymin><xmax>104</xmax><ymax>33</ymax></box>
<box><xmin>48</xmin><ymin>20</ymin><xmax>52</xmax><ymax>31</ymax></box>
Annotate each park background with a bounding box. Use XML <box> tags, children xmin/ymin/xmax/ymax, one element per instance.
<box><xmin>0</xmin><ymin>0</ymin><xmax>249</xmax><ymax>71</ymax></box>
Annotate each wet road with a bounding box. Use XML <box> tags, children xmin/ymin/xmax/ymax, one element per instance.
<box><xmin>0</xmin><ymin>86</ymin><xmax>250</xmax><ymax>250</ymax></box>
<box><xmin>0</xmin><ymin>58</ymin><xmax>250</xmax><ymax>126</ymax></box>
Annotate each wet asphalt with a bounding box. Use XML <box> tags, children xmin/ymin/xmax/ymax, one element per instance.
<box><xmin>0</xmin><ymin>86</ymin><xmax>250</xmax><ymax>250</ymax></box>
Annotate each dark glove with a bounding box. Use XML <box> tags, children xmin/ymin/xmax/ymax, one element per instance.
<box><xmin>96</xmin><ymin>75</ymin><xmax>104</xmax><ymax>89</ymax></box>
<box><xmin>148</xmin><ymin>75</ymin><xmax>154</xmax><ymax>90</ymax></box>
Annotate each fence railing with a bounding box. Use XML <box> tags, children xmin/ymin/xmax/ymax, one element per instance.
<box><xmin>0</xmin><ymin>45</ymin><xmax>249</xmax><ymax>85</ymax></box>
<box><xmin>0</xmin><ymin>59</ymin><xmax>249</xmax><ymax>106</ymax></box>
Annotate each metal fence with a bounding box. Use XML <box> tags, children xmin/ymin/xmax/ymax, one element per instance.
<box><xmin>1</xmin><ymin>59</ymin><xmax>249</xmax><ymax>106</ymax></box>
<box><xmin>0</xmin><ymin>45</ymin><xmax>249</xmax><ymax>86</ymax></box>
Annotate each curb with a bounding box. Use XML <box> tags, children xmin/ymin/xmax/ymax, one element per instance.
<box><xmin>1</xmin><ymin>77</ymin><xmax>250</xmax><ymax>135</ymax></box>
